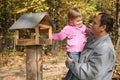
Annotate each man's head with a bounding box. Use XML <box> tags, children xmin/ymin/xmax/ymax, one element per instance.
<box><xmin>90</xmin><ymin>13</ymin><xmax>114</xmax><ymax>38</ymax></box>
<box><xmin>99</xmin><ymin>13</ymin><xmax>114</xmax><ymax>32</ymax></box>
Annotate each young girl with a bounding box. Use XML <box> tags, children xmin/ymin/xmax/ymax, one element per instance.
<box><xmin>52</xmin><ymin>8</ymin><xmax>91</xmax><ymax>80</ymax></box>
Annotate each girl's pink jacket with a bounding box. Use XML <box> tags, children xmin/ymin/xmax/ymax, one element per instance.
<box><xmin>52</xmin><ymin>24</ymin><xmax>91</xmax><ymax>52</ymax></box>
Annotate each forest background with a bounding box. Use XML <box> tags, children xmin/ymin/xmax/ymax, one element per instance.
<box><xmin>0</xmin><ymin>0</ymin><xmax>120</xmax><ymax>80</ymax></box>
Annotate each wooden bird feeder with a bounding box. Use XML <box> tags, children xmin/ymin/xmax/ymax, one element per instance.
<box><xmin>10</xmin><ymin>12</ymin><xmax>54</xmax><ymax>46</ymax></box>
<box><xmin>9</xmin><ymin>12</ymin><xmax>55</xmax><ymax>80</ymax></box>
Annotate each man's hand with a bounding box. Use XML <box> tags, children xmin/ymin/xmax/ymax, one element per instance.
<box><xmin>65</xmin><ymin>57</ymin><xmax>75</xmax><ymax>68</ymax></box>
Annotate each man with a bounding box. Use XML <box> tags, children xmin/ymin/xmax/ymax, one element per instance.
<box><xmin>65</xmin><ymin>13</ymin><xmax>116</xmax><ymax>80</ymax></box>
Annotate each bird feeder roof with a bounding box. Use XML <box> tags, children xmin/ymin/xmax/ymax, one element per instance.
<box><xmin>9</xmin><ymin>12</ymin><xmax>54</xmax><ymax>30</ymax></box>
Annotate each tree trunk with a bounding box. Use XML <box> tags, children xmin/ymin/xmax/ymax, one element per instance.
<box><xmin>116</xmin><ymin>27</ymin><xmax>120</xmax><ymax>49</ymax></box>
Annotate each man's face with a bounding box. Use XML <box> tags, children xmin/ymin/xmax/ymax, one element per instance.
<box><xmin>90</xmin><ymin>15</ymin><xmax>104</xmax><ymax>36</ymax></box>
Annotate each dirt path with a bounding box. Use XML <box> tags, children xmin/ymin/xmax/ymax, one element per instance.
<box><xmin>0</xmin><ymin>52</ymin><xmax>68</xmax><ymax>80</ymax></box>
<box><xmin>0</xmin><ymin>62</ymin><xmax>68</xmax><ymax>80</ymax></box>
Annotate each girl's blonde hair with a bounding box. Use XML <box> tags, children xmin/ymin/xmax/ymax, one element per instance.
<box><xmin>68</xmin><ymin>8</ymin><xmax>82</xmax><ymax>20</ymax></box>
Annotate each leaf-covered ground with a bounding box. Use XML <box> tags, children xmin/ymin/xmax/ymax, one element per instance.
<box><xmin>0</xmin><ymin>49</ymin><xmax>120</xmax><ymax>80</ymax></box>
<box><xmin>0</xmin><ymin>51</ymin><xmax>68</xmax><ymax>80</ymax></box>
<box><xmin>112</xmin><ymin>49</ymin><xmax>120</xmax><ymax>79</ymax></box>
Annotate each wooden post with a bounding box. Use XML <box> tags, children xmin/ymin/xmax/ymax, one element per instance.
<box><xmin>35</xmin><ymin>27</ymin><xmax>40</xmax><ymax>44</ymax></box>
<box><xmin>26</xmin><ymin>46</ymin><xmax>43</xmax><ymax>80</ymax></box>
<box><xmin>14</xmin><ymin>30</ymin><xmax>19</xmax><ymax>45</ymax></box>
<box><xmin>49</xmin><ymin>26</ymin><xmax>52</xmax><ymax>43</ymax></box>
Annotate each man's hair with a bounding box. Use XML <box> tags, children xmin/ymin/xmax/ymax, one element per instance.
<box><xmin>68</xmin><ymin>8</ymin><xmax>82</xmax><ymax>20</ymax></box>
<box><xmin>99</xmin><ymin>13</ymin><xmax>114</xmax><ymax>32</ymax></box>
